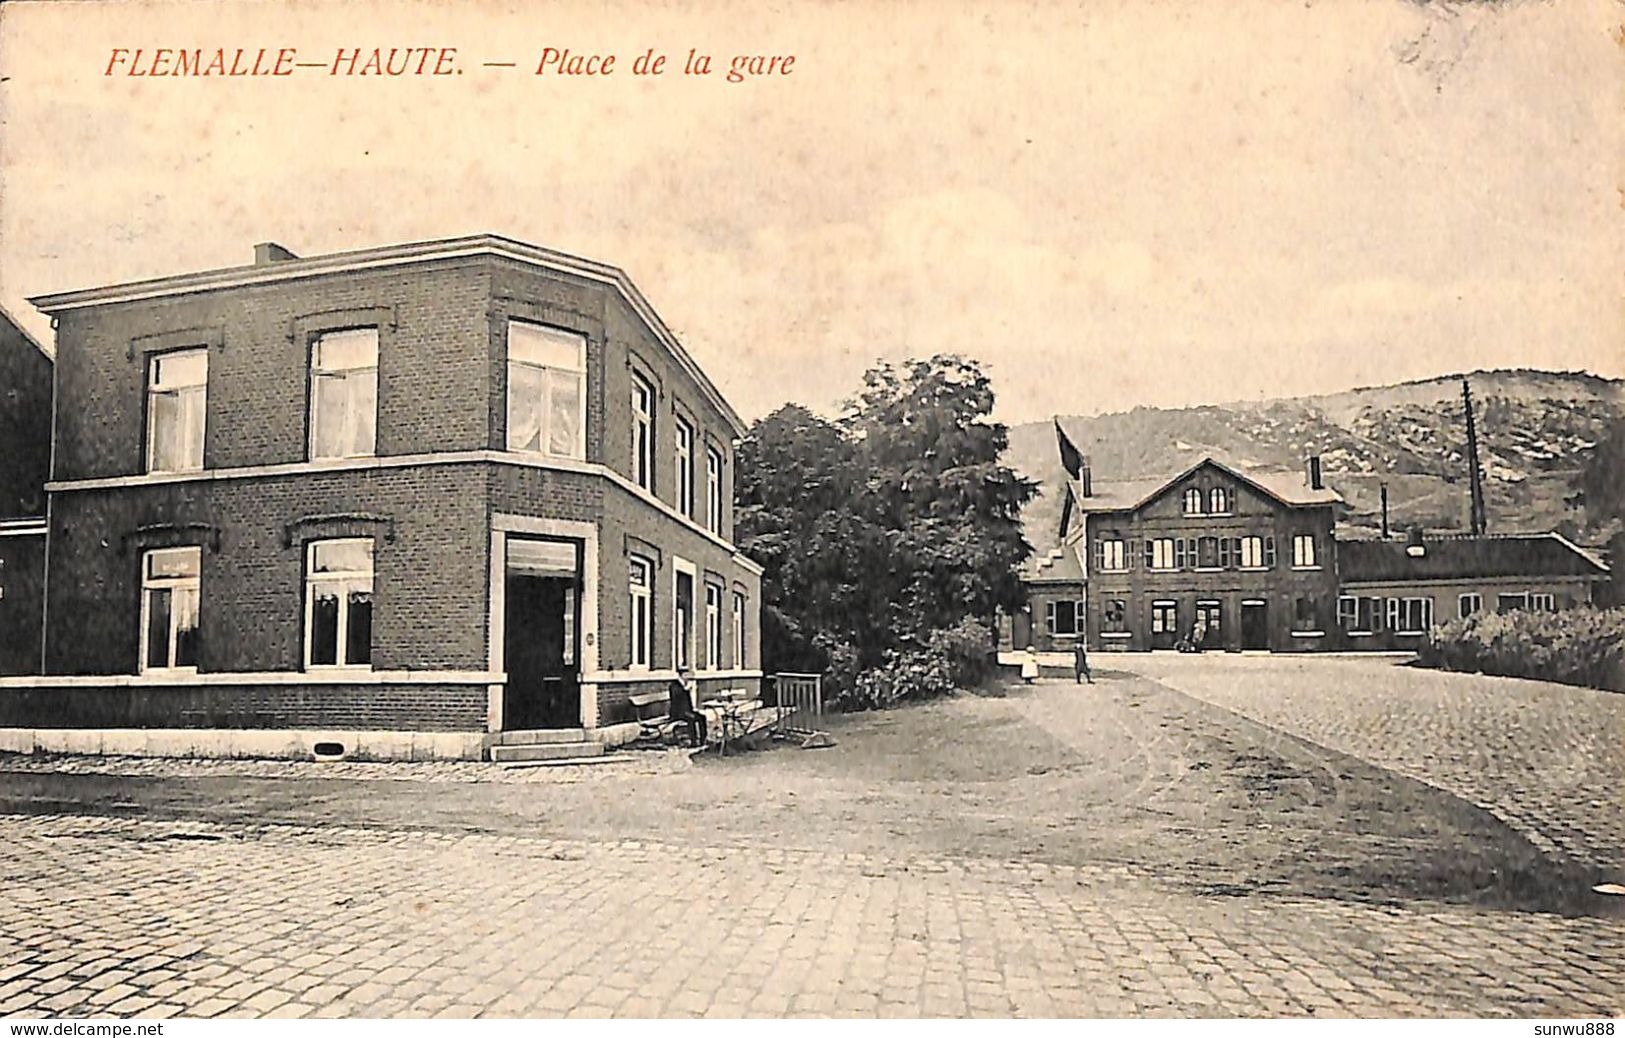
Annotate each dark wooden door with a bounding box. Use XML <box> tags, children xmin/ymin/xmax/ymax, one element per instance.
<box><xmin>1240</xmin><ymin>601</ymin><xmax>1269</xmax><ymax>651</ymax></box>
<box><xmin>503</xmin><ymin>573</ymin><xmax>580</xmax><ymax>729</ymax></box>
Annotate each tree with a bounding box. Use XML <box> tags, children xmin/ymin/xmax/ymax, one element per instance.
<box><xmin>735</xmin><ymin>356</ymin><xmax>1038</xmax><ymax>689</ymax></box>
<box><xmin>847</xmin><ymin>355</ymin><xmax>1038</xmax><ymax>646</ymax></box>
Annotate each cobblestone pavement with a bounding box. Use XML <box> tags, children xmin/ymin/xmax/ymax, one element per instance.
<box><xmin>0</xmin><ymin>812</ymin><xmax>1620</xmax><ymax>1019</ymax></box>
<box><xmin>1117</xmin><ymin>654</ymin><xmax>1625</xmax><ymax>875</ymax></box>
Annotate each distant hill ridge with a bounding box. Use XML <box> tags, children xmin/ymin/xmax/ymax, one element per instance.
<box><xmin>1006</xmin><ymin>369</ymin><xmax>1622</xmax><ymax>549</ymax></box>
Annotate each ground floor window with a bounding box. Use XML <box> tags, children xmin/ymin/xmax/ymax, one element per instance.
<box><xmin>1530</xmin><ymin>592</ymin><xmax>1555</xmax><ymax>611</ymax></box>
<box><xmin>305</xmin><ymin>539</ymin><xmax>373</xmax><ymax>668</ymax></box>
<box><xmin>1292</xmin><ymin>596</ymin><xmax>1321</xmax><ymax>633</ymax></box>
<box><xmin>674</xmin><ymin>569</ymin><xmax>695</xmax><ymax>670</ymax></box>
<box><xmin>1497</xmin><ymin>592</ymin><xmax>1528</xmax><ymax>613</ymax></box>
<box><xmin>1045</xmin><ymin>599</ymin><xmax>1082</xmax><ymax>636</ymax></box>
<box><xmin>704</xmin><ymin>581</ymin><xmax>723</xmax><ymax>669</ymax></box>
<box><xmin>1386</xmin><ymin>596</ymin><xmax>1433</xmax><ymax>635</ymax></box>
<box><xmin>1101</xmin><ymin>598</ymin><xmax>1127</xmax><ymax>634</ymax></box>
<box><xmin>140</xmin><ymin>546</ymin><xmax>201</xmax><ymax>673</ymax></box>
<box><xmin>731</xmin><ymin>591</ymin><xmax>746</xmax><ymax>667</ymax></box>
<box><xmin>1458</xmin><ymin>593</ymin><xmax>1483</xmax><ymax>619</ymax></box>
<box><xmin>628</xmin><ymin>555</ymin><xmax>653</xmax><ymax>669</ymax></box>
<box><xmin>1338</xmin><ymin>595</ymin><xmax>1379</xmax><ymax>634</ymax></box>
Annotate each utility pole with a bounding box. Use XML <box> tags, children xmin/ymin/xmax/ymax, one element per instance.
<box><xmin>1462</xmin><ymin>377</ymin><xmax>1487</xmax><ymax>536</ymax></box>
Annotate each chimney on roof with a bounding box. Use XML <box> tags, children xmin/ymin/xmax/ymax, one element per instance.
<box><xmin>1380</xmin><ymin>483</ymin><xmax>1390</xmax><ymax>539</ymax></box>
<box><xmin>1306</xmin><ymin>455</ymin><xmax>1323</xmax><ymax>491</ymax></box>
<box><xmin>1079</xmin><ymin>458</ymin><xmax>1092</xmax><ymax>497</ymax></box>
<box><xmin>254</xmin><ymin>242</ymin><xmax>299</xmax><ymax>265</ymax></box>
<box><xmin>1406</xmin><ymin>525</ymin><xmax>1426</xmax><ymax>557</ymax></box>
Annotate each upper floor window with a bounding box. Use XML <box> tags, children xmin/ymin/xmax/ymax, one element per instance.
<box><xmin>140</xmin><ymin>546</ymin><xmax>200</xmax><ymax>674</ymax></box>
<box><xmin>1209</xmin><ymin>487</ymin><xmax>1230</xmax><ymax>513</ymax></box>
<box><xmin>704</xmin><ymin>582</ymin><xmax>723</xmax><ymax>669</ymax></box>
<box><xmin>309</xmin><ymin>329</ymin><xmax>378</xmax><ymax>460</ymax></box>
<box><xmin>631</xmin><ymin>373</ymin><xmax>655</xmax><ymax>492</ymax></box>
<box><xmin>1145</xmin><ymin>538</ymin><xmax>1177</xmax><ymax>571</ymax></box>
<box><xmin>1458</xmin><ymin>593</ymin><xmax>1483</xmax><ymax>619</ymax></box>
<box><xmin>628</xmin><ymin>555</ymin><xmax>653</xmax><ymax>669</ymax></box>
<box><xmin>1095</xmin><ymin>538</ymin><xmax>1127</xmax><ymax>572</ymax></box>
<box><xmin>705</xmin><ymin>446</ymin><xmax>724</xmax><ymax>534</ymax></box>
<box><xmin>506</xmin><ymin>321</ymin><xmax>585</xmax><ymax>459</ymax></box>
<box><xmin>305</xmin><ymin>538</ymin><xmax>373</xmax><ymax>669</ymax></box>
<box><xmin>1291</xmin><ymin>533</ymin><xmax>1318</xmax><ymax>568</ymax></box>
<box><xmin>1196</xmin><ymin>536</ymin><xmax>1221</xmax><ymax>569</ymax></box>
<box><xmin>1183</xmin><ymin>488</ymin><xmax>1203</xmax><ymax>515</ymax></box>
<box><xmin>145</xmin><ymin>349</ymin><xmax>207</xmax><ymax>474</ymax></box>
<box><xmin>674</xmin><ymin>416</ymin><xmax>695</xmax><ymax>517</ymax></box>
<box><xmin>1239</xmin><ymin>535</ymin><xmax>1276</xmax><ymax>569</ymax></box>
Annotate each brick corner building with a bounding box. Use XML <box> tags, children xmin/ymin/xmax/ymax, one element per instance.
<box><xmin>7</xmin><ymin>235</ymin><xmax>763</xmax><ymax>760</ymax></box>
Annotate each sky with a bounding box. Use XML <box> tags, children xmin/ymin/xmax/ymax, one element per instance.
<box><xmin>1</xmin><ymin>0</ymin><xmax>1619</xmax><ymax>426</ymax></box>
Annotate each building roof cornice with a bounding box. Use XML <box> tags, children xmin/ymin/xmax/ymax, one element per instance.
<box><xmin>28</xmin><ymin>233</ymin><xmax>744</xmax><ymax>434</ymax></box>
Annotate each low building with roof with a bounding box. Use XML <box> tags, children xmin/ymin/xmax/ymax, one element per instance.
<box><xmin>1333</xmin><ymin>531</ymin><xmax>1611</xmax><ymax>650</ymax></box>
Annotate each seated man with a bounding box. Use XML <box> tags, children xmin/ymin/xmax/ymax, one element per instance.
<box><xmin>666</xmin><ymin>668</ymin><xmax>708</xmax><ymax>748</ymax></box>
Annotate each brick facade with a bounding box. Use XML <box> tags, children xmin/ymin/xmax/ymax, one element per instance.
<box><xmin>0</xmin><ymin>311</ymin><xmax>51</xmax><ymax>675</ymax></box>
<box><xmin>1072</xmin><ymin>462</ymin><xmax>1342</xmax><ymax>653</ymax></box>
<box><xmin>1020</xmin><ymin>438</ymin><xmax>1611</xmax><ymax>656</ymax></box>
<box><xmin>18</xmin><ymin>237</ymin><xmax>763</xmax><ymax>749</ymax></box>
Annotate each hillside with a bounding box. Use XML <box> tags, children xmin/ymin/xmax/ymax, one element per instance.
<box><xmin>1007</xmin><ymin>369</ymin><xmax>1624</xmax><ymax>550</ymax></box>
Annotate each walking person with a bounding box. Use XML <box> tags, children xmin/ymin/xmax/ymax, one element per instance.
<box><xmin>1073</xmin><ymin>640</ymin><xmax>1093</xmax><ymax>684</ymax></box>
<box><xmin>1020</xmin><ymin>645</ymin><xmax>1039</xmax><ymax>684</ymax></box>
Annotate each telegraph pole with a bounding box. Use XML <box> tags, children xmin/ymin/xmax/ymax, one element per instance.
<box><xmin>1462</xmin><ymin>377</ymin><xmax>1487</xmax><ymax>536</ymax></box>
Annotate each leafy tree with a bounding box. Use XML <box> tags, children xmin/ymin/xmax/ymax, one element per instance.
<box><xmin>847</xmin><ymin>355</ymin><xmax>1038</xmax><ymax>646</ymax></box>
<box><xmin>736</xmin><ymin>356</ymin><xmax>1038</xmax><ymax>690</ymax></box>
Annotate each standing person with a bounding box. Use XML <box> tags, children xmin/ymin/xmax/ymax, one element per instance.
<box><xmin>1073</xmin><ymin>640</ymin><xmax>1093</xmax><ymax>684</ymax></box>
<box><xmin>1020</xmin><ymin>645</ymin><xmax>1039</xmax><ymax>684</ymax></box>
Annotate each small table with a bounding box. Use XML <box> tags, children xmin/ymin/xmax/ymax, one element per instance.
<box><xmin>705</xmin><ymin>690</ymin><xmax>753</xmax><ymax>755</ymax></box>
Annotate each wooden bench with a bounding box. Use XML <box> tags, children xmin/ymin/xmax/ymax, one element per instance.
<box><xmin>625</xmin><ymin>690</ymin><xmax>670</xmax><ymax>723</ymax></box>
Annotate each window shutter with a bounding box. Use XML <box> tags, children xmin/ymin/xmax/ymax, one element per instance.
<box><xmin>1045</xmin><ymin>601</ymin><xmax>1056</xmax><ymax>634</ymax></box>
<box><xmin>1264</xmin><ymin>536</ymin><xmax>1277</xmax><ymax>567</ymax></box>
<box><xmin>1143</xmin><ymin>540</ymin><xmax>1154</xmax><ymax>569</ymax></box>
<box><xmin>1093</xmin><ymin>540</ymin><xmax>1103</xmax><ymax>571</ymax></box>
<box><xmin>1385</xmin><ymin>598</ymin><xmax>1399</xmax><ymax>630</ymax></box>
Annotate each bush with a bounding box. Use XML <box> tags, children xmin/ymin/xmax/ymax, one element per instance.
<box><xmin>1418</xmin><ymin>606</ymin><xmax>1625</xmax><ymax>692</ymax></box>
<box><xmin>925</xmin><ymin>616</ymin><xmax>997</xmax><ymax>688</ymax></box>
<box><xmin>832</xmin><ymin>615</ymin><xmax>994</xmax><ymax>712</ymax></box>
<box><xmin>845</xmin><ymin>649</ymin><xmax>958</xmax><ymax>711</ymax></box>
